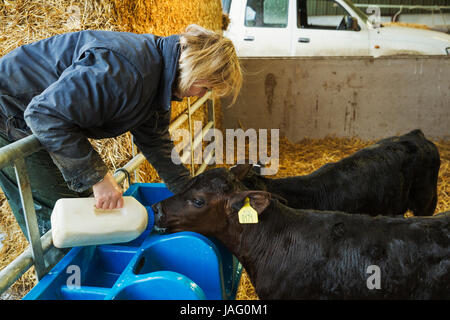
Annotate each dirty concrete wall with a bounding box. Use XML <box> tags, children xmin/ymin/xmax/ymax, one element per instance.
<box><xmin>221</xmin><ymin>56</ymin><xmax>450</xmax><ymax>141</ymax></box>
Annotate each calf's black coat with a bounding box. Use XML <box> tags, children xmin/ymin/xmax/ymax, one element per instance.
<box><xmin>236</xmin><ymin>201</ymin><xmax>449</xmax><ymax>299</ymax></box>
<box><xmin>240</xmin><ymin>129</ymin><xmax>440</xmax><ymax>216</ymax></box>
<box><xmin>154</xmin><ymin>167</ymin><xmax>450</xmax><ymax>299</ymax></box>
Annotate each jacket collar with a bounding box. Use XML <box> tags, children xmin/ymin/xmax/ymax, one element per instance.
<box><xmin>155</xmin><ymin>35</ymin><xmax>182</xmax><ymax>111</ymax></box>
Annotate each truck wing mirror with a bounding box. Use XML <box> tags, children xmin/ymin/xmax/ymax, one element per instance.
<box><xmin>348</xmin><ymin>16</ymin><xmax>360</xmax><ymax>31</ymax></box>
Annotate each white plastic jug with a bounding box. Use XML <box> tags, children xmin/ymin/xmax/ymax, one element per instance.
<box><xmin>51</xmin><ymin>196</ymin><xmax>148</xmax><ymax>248</ymax></box>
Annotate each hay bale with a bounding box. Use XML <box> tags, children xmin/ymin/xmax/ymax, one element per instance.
<box><xmin>112</xmin><ymin>0</ymin><xmax>223</xmax><ymax>35</ymax></box>
<box><xmin>0</xmin><ymin>0</ymin><xmax>120</xmax><ymax>57</ymax></box>
<box><xmin>0</xmin><ymin>0</ymin><xmax>224</xmax><ymax>184</ymax></box>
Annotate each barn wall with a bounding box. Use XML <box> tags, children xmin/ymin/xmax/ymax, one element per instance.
<box><xmin>221</xmin><ymin>55</ymin><xmax>450</xmax><ymax>141</ymax></box>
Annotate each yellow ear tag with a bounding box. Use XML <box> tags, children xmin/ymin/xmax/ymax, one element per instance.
<box><xmin>238</xmin><ymin>197</ymin><xmax>259</xmax><ymax>224</ymax></box>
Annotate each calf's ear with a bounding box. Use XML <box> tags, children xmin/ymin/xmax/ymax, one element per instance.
<box><xmin>229</xmin><ymin>190</ymin><xmax>271</xmax><ymax>215</ymax></box>
<box><xmin>229</xmin><ymin>164</ymin><xmax>254</xmax><ymax>180</ymax></box>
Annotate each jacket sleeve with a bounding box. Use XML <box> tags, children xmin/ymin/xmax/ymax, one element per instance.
<box><xmin>131</xmin><ymin>110</ymin><xmax>191</xmax><ymax>194</ymax></box>
<box><xmin>24</xmin><ymin>48</ymin><xmax>142</xmax><ymax>192</ymax></box>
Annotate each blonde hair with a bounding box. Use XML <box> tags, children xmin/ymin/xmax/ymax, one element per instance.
<box><xmin>177</xmin><ymin>24</ymin><xmax>242</xmax><ymax>105</ymax></box>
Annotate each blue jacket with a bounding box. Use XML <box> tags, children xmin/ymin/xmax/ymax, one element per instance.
<box><xmin>0</xmin><ymin>30</ymin><xmax>190</xmax><ymax>193</ymax></box>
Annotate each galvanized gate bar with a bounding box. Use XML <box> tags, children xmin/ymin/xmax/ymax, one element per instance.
<box><xmin>187</xmin><ymin>97</ymin><xmax>195</xmax><ymax>176</ymax></box>
<box><xmin>0</xmin><ymin>135</ymin><xmax>46</xmax><ymax>284</ymax></box>
<box><xmin>0</xmin><ymin>135</ymin><xmax>42</xmax><ymax>170</ymax></box>
<box><xmin>176</xmin><ymin>119</ymin><xmax>215</xmax><ymax>157</ymax></box>
<box><xmin>181</xmin><ymin>121</ymin><xmax>214</xmax><ymax>164</ymax></box>
<box><xmin>168</xmin><ymin>91</ymin><xmax>212</xmax><ymax>134</ymax></box>
<box><xmin>13</xmin><ymin>158</ymin><xmax>46</xmax><ymax>280</ymax></box>
<box><xmin>0</xmin><ymin>230</ymin><xmax>53</xmax><ymax>296</ymax></box>
<box><xmin>197</xmin><ymin>97</ymin><xmax>216</xmax><ymax>176</ymax></box>
<box><xmin>168</xmin><ymin>91</ymin><xmax>214</xmax><ymax>177</ymax></box>
<box><xmin>113</xmin><ymin>153</ymin><xmax>146</xmax><ymax>185</ymax></box>
<box><xmin>354</xmin><ymin>4</ymin><xmax>450</xmax><ymax>10</ymax></box>
<box><xmin>0</xmin><ymin>151</ymin><xmax>148</xmax><ymax>296</ymax></box>
<box><xmin>195</xmin><ymin>148</ymin><xmax>215</xmax><ymax>176</ymax></box>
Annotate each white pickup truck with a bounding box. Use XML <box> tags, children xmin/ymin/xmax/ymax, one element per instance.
<box><xmin>222</xmin><ymin>0</ymin><xmax>450</xmax><ymax>57</ymax></box>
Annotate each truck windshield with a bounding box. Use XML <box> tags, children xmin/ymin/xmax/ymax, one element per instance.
<box><xmin>342</xmin><ymin>0</ymin><xmax>368</xmax><ymax>24</ymax></box>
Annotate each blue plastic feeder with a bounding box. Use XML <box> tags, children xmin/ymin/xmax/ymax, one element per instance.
<box><xmin>23</xmin><ymin>183</ymin><xmax>243</xmax><ymax>300</ymax></box>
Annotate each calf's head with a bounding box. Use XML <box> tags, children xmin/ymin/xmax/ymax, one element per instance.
<box><xmin>151</xmin><ymin>165</ymin><xmax>273</xmax><ymax>236</ymax></box>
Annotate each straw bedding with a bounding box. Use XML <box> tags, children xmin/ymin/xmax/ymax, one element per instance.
<box><xmin>0</xmin><ymin>0</ymin><xmax>449</xmax><ymax>301</ymax></box>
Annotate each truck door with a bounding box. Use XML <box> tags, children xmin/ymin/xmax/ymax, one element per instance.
<box><xmin>236</xmin><ymin>0</ymin><xmax>293</xmax><ymax>56</ymax></box>
<box><xmin>294</xmin><ymin>0</ymin><xmax>369</xmax><ymax>56</ymax></box>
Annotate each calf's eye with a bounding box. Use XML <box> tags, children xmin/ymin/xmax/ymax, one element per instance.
<box><xmin>192</xmin><ymin>198</ymin><xmax>205</xmax><ymax>208</ymax></box>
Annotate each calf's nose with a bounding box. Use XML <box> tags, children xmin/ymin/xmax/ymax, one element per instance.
<box><xmin>152</xmin><ymin>202</ymin><xmax>163</xmax><ymax>222</ymax></box>
<box><xmin>151</xmin><ymin>202</ymin><xmax>167</xmax><ymax>234</ymax></box>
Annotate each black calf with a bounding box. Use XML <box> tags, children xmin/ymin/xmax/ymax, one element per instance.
<box><xmin>238</xmin><ymin>129</ymin><xmax>440</xmax><ymax>216</ymax></box>
<box><xmin>153</xmin><ymin>167</ymin><xmax>450</xmax><ymax>299</ymax></box>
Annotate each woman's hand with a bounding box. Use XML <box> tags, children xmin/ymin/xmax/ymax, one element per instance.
<box><xmin>92</xmin><ymin>172</ymin><xmax>124</xmax><ymax>209</ymax></box>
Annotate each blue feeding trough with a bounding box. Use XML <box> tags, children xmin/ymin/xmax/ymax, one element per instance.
<box><xmin>23</xmin><ymin>183</ymin><xmax>243</xmax><ymax>300</ymax></box>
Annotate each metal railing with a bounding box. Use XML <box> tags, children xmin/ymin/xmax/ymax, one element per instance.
<box><xmin>354</xmin><ymin>4</ymin><xmax>450</xmax><ymax>10</ymax></box>
<box><xmin>168</xmin><ymin>90</ymin><xmax>216</xmax><ymax>177</ymax></box>
<box><xmin>0</xmin><ymin>91</ymin><xmax>216</xmax><ymax>297</ymax></box>
<box><xmin>0</xmin><ymin>140</ymin><xmax>149</xmax><ymax>296</ymax></box>
<box><xmin>0</xmin><ymin>135</ymin><xmax>46</xmax><ymax>285</ymax></box>
<box><xmin>354</xmin><ymin>3</ymin><xmax>450</xmax><ymax>26</ymax></box>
